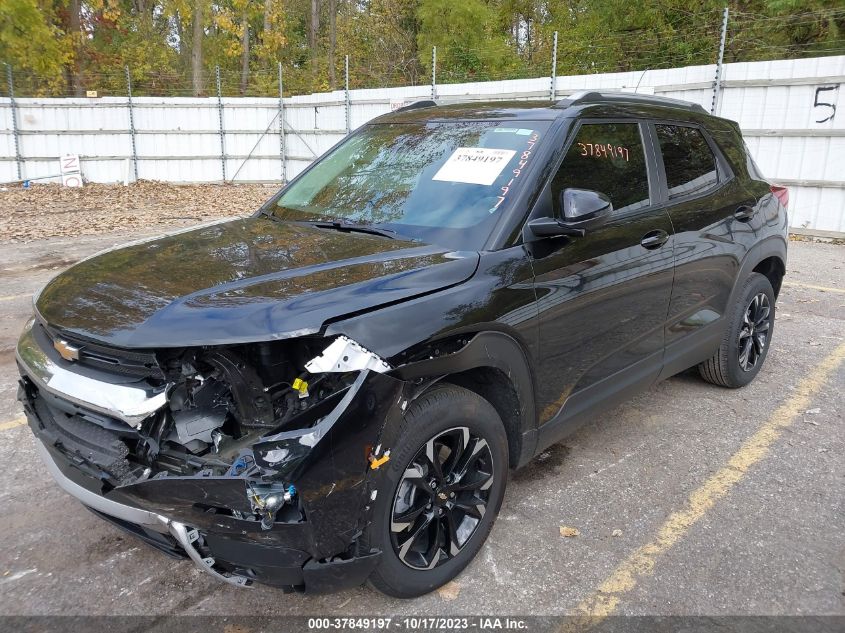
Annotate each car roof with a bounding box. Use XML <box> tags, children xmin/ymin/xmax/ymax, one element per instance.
<box><xmin>371</xmin><ymin>91</ymin><xmax>710</xmax><ymax>125</ymax></box>
<box><xmin>373</xmin><ymin>100</ymin><xmax>565</xmax><ymax>123</ymax></box>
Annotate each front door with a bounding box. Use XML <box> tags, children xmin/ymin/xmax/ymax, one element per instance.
<box><xmin>529</xmin><ymin>120</ymin><xmax>675</xmax><ymax>441</ymax></box>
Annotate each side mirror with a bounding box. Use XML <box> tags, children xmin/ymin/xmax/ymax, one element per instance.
<box><xmin>526</xmin><ymin>217</ymin><xmax>586</xmax><ymax>238</ymax></box>
<box><xmin>526</xmin><ymin>188</ymin><xmax>612</xmax><ymax>240</ymax></box>
<box><xmin>561</xmin><ymin>188</ymin><xmax>612</xmax><ymax>227</ymax></box>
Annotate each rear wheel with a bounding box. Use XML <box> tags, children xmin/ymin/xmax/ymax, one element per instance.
<box><xmin>366</xmin><ymin>384</ymin><xmax>507</xmax><ymax>598</ymax></box>
<box><xmin>699</xmin><ymin>272</ymin><xmax>775</xmax><ymax>388</ymax></box>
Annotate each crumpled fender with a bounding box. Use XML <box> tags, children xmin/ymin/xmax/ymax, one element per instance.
<box><xmin>254</xmin><ymin>370</ymin><xmax>408</xmax><ymax>558</ymax></box>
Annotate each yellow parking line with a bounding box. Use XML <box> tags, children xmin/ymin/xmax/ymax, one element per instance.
<box><xmin>0</xmin><ymin>293</ymin><xmax>30</xmax><ymax>302</ymax></box>
<box><xmin>0</xmin><ymin>416</ymin><xmax>27</xmax><ymax>431</ymax></box>
<box><xmin>783</xmin><ymin>281</ymin><xmax>845</xmax><ymax>294</ymax></box>
<box><xmin>566</xmin><ymin>339</ymin><xmax>845</xmax><ymax>627</ymax></box>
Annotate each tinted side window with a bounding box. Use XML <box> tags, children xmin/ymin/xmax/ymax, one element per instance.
<box><xmin>656</xmin><ymin>125</ymin><xmax>718</xmax><ymax>198</ymax></box>
<box><xmin>552</xmin><ymin>122</ymin><xmax>649</xmax><ymax>215</ymax></box>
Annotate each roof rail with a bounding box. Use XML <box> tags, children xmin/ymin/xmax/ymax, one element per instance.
<box><xmin>393</xmin><ymin>99</ymin><xmax>437</xmax><ymax>113</ymax></box>
<box><xmin>555</xmin><ymin>90</ymin><xmax>707</xmax><ymax>114</ymax></box>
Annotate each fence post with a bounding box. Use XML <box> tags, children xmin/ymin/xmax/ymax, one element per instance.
<box><xmin>5</xmin><ymin>64</ymin><xmax>23</xmax><ymax>181</ymax></box>
<box><xmin>344</xmin><ymin>55</ymin><xmax>351</xmax><ymax>134</ymax></box>
<box><xmin>431</xmin><ymin>46</ymin><xmax>437</xmax><ymax>101</ymax></box>
<box><xmin>278</xmin><ymin>62</ymin><xmax>286</xmax><ymax>184</ymax></box>
<box><xmin>711</xmin><ymin>7</ymin><xmax>729</xmax><ymax>115</ymax></box>
<box><xmin>125</xmin><ymin>66</ymin><xmax>139</xmax><ymax>182</ymax></box>
<box><xmin>215</xmin><ymin>65</ymin><xmax>227</xmax><ymax>182</ymax></box>
<box><xmin>550</xmin><ymin>31</ymin><xmax>559</xmax><ymax>101</ymax></box>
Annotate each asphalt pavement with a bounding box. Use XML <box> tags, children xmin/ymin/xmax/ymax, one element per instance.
<box><xmin>0</xmin><ymin>233</ymin><xmax>842</xmax><ymax>619</ymax></box>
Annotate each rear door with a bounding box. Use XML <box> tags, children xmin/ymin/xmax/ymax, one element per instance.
<box><xmin>649</xmin><ymin>122</ymin><xmax>761</xmax><ymax>378</ymax></box>
<box><xmin>529</xmin><ymin>119</ymin><xmax>675</xmax><ymax>440</ymax></box>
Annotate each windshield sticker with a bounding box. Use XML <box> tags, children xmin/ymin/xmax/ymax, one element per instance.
<box><xmin>432</xmin><ymin>147</ymin><xmax>517</xmax><ymax>186</ymax></box>
<box><xmin>493</xmin><ymin>128</ymin><xmax>534</xmax><ymax>135</ymax></box>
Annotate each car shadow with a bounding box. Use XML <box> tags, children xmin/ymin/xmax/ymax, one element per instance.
<box><xmin>511</xmin><ymin>442</ymin><xmax>571</xmax><ymax>483</ymax></box>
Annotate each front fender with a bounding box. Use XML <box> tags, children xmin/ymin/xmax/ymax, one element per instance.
<box><xmin>393</xmin><ymin>331</ymin><xmax>538</xmax><ymax>468</ymax></box>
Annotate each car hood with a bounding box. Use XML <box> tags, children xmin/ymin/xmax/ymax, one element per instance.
<box><xmin>35</xmin><ymin>217</ymin><xmax>479</xmax><ymax>348</ymax></box>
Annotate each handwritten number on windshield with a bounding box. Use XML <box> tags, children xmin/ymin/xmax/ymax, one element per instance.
<box><xmin>494</xmin><ymin>132</ymin><xmax>540</xmax><ymax>211</ymax></box>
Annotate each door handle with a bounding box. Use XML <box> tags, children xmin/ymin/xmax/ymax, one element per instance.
<box><xmin>734</xmin><ymin>205</ymin><xmax>756</xmax><ymax>222</ymax></box>
<box><xmin>640</xmin><ymin>229</ymin><xmax>669</xmax><ymax>250</ymax></box>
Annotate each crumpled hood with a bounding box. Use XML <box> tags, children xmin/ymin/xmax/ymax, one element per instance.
<box><xmin>35</xmin><ymin>217</ymin><xmax>479</xmax><ymax>348</ymax></box>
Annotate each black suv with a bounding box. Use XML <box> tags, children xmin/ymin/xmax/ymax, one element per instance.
<box><xmin>16</xmin><ymin>92</ymin><xmax>788</xmax><ymax>597</ymax></box>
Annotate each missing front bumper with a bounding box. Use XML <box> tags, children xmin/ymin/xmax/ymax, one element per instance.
<box><xmin>34</xmin><ymin>438</ymin><xmax>255</xmax><ymax>587</ymax></box>
<box><xmin>28</xmin><ymin>366</ymin><xmax>406</xmax><ymax>591</ymax></box>
<box><xmin>34</xmin><ymin>439</ymin><xmax>168</xmax><ymax>533</ymax></box>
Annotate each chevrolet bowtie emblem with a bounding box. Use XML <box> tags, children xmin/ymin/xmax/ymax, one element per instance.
<box><xmin>54</xmin><ymin>339</ymin><xmax>80</xmax><ymax>362</ymax></box>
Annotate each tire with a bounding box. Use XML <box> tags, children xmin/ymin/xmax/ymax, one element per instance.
<box><xmin>698</xmin><ymin>272</ymin><xmax>776</xmax><ymax>388</ymax></box>
<box><xmin>365</xmin><ymin>384</ymin><xmax>508</xmax><ymax>598</ymax></box>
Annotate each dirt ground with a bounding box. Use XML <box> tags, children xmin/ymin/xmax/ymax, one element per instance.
<box><xmin>0</xmin><ymin>181</ymin><xmax>277</xmax><ymax>242</ymax></box>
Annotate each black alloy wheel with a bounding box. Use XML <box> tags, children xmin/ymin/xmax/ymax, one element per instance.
<box><xmin>389</xmin><ymin>426</ymin><xmax>494</xmax><ymax>570</ymax></box>
<box><xmin>738</xmin><ymin>292</ymin><xmax>771</xmax><ymax>372</ymax></box>
<box><xmin>699</xmin><ymin>272</ymin><xmax>776</xmax><ymax>388</ymax></box>
<box><xmin>365</xmin><ymin>384</ymin><xmax>507</xmax><ymax>598</ymax></box>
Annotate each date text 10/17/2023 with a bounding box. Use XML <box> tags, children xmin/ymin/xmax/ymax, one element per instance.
<box><xmin>307</xmin><ymin>617</ymin><xmax>529</xmax><ymax>630</ymax></box>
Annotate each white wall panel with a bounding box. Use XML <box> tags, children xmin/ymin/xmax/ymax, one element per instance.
<box><xmin>1</xmin><ymin>55</ymin><xmax>843</xmax><ymax>233</ymax></box>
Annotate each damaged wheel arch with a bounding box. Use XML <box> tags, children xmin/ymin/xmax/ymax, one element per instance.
<box><xmin>387</xmin><ymin>330</ymin><xmax>538</xmax><ymax>469</ymax></box>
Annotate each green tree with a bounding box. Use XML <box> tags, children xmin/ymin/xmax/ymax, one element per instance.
<box><xmin>0</xmin><ymin>0</ymin><xmax>68</xmax><ymax>90</ymax></box>
<box><xmin>337</xmin><ymin>0</ymin><xmax>422</xmax><ymax>89</ymax></box>
<box><xmin>417</xmin><ymin>0</ymin><xmax>516</xmax><ymax>81</ymax></box>
<box><xmin>2</xmin><ymin>0</ymin><xmax>844</xmax><ymax>97</ymax></box>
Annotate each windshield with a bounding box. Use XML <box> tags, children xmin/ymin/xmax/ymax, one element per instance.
<box><xmin>270</xmin><ymin>120</ymin><xmax>550</xmax><ymax>250</ymax></box>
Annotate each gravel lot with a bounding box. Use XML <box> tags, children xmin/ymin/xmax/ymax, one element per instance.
<box><xmin>0</xmin><ymin>181</ymin><xmax>272</xmax><ymax>242</ymax></box>
<box><xmin>0</xmin><ymin>185</ymin><xmax>842</xmax><ymax>622</ymax></box>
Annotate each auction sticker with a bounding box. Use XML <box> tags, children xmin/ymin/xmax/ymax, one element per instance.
<box><xmin>432</xmin><ymin>147</ymin><xmax>516</xmax><ymax>186</ymax></box>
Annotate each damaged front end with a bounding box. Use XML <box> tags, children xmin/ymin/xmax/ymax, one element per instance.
<box><xmin>17</xmin><ymin>319</ymin><xmax>407</xmax><ymax>591</ymax></box>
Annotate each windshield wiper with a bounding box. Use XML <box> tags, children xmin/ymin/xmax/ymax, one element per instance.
<box><xmin>259</xmin><ymin>212</ymin><xmax>404</xmax><ymax>240</ymax></box>
<box><xmin>312</xmin><ymin>220</ymin><xmax>398</xmax><ymax>239</ymax></box>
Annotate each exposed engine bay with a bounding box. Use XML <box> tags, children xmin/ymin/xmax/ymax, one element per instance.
<box><xmin>21</xmin><ymin>323</ymin><xmax>396</xmax><ymax>531</ymax></box>
<box><xmin>145</xmin><ymin>338</ymin><xmax>363</xmax><ymax>471</ymax></box>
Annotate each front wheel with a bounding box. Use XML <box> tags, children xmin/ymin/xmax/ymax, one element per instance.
<box><xmin>699</xmin><ymin>272</ymin><xmax>776</xmax><ymax>388</ymax></box>
<box><xmin>366</xmin><ymin>384</ymin><xmax>508</xmax><ymax>598</ymax></box>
